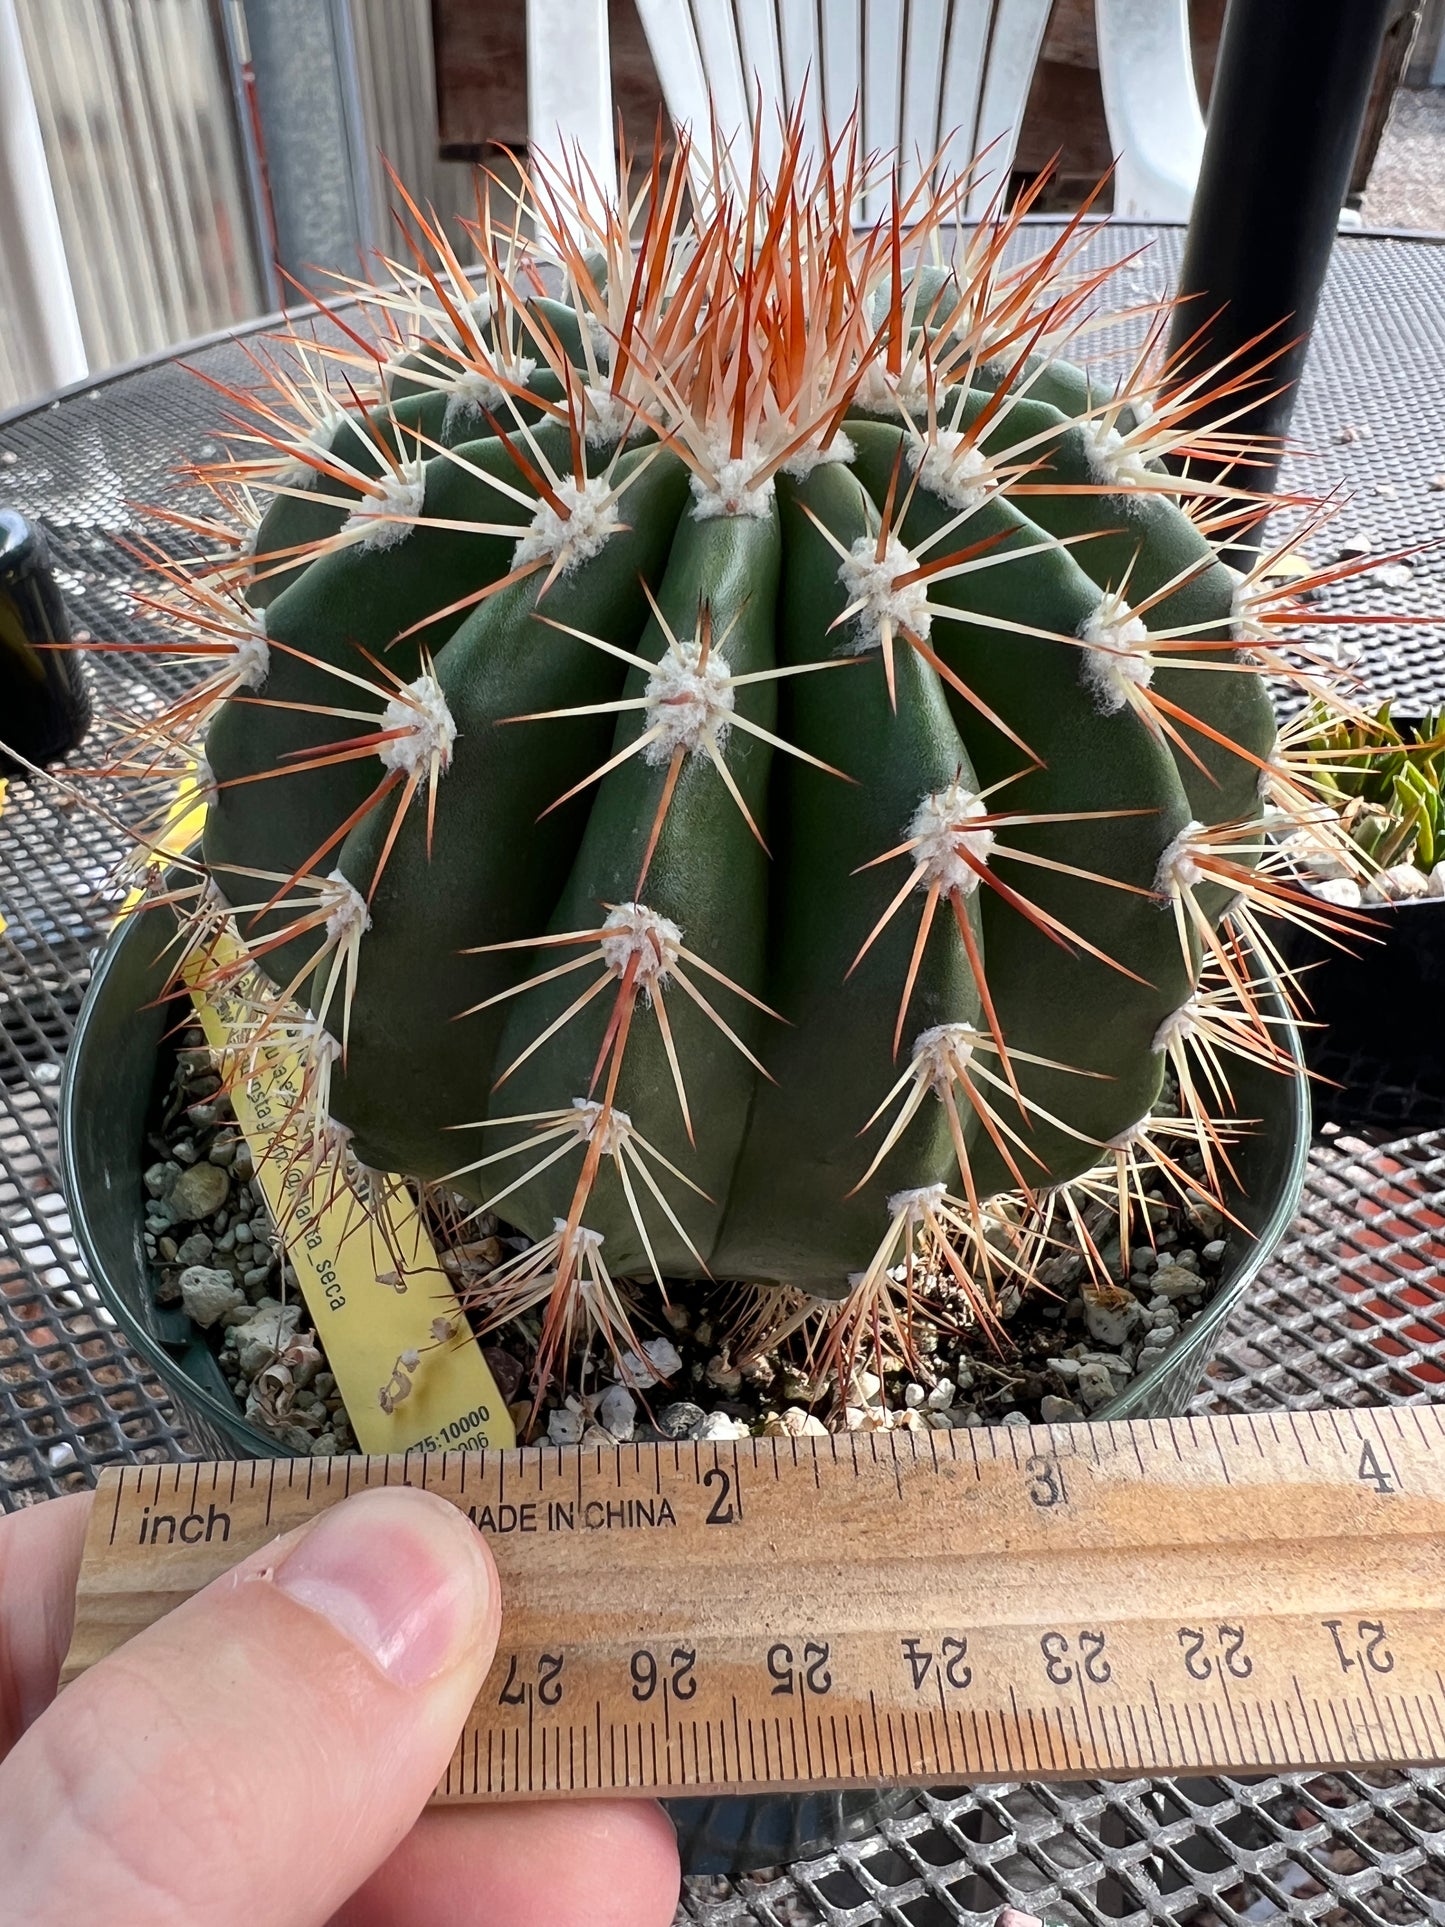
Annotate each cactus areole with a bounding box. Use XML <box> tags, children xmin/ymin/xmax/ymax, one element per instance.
<box><xmin>110</xmin><ymin>130</ymin><xmax>1363</xmax><ymax>1382</ymax></box>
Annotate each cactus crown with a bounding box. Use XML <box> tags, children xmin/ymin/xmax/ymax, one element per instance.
<box><xmin>83</xmin><ymin>122</ymin><xmax>1391</xmax><ymax>1391</ymax></box>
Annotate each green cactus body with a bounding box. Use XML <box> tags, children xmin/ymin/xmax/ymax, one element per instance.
<box><xmin>121</xmin><ymin>133</ymin><xmax>1342</xmax><ymax>1361</ymax></box>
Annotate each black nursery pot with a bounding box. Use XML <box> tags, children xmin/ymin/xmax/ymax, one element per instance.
<box><xmin>61</xmin><ymin>907</ymin><xmax>1311</xmax><ymax>1878</ymax></box>
<box><xmin>1282</xmin><ymin>899</ymin><xmax>1445</xmax><ymax>1134</ymax></box>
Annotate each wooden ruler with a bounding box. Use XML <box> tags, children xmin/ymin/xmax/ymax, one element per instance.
<box><xmin>63</xmin><ymin>1407</ymin><xmax>1445</xmax><ymax>1801</ymax></box>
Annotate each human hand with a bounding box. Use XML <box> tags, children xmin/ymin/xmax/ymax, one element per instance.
<box><xmin>0</xmin><ymin>1484</ymin><xmax>680</xmax><ymax>1926</ymax></box>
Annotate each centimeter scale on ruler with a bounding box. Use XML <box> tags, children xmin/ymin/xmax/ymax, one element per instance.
<box><xmin>64</xmin><ymin>1405</ymin><xmax>1445</xmax><ymax>1801</ymax></box>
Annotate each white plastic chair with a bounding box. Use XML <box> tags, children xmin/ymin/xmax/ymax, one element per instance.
<box><xmin>1095</xmin><ymin>0</ymin><xmax>1206</xmax><ymax>221</ymax></box>
<box><xmin>539</xmin><ymin>0</ymin><xmax>1208</xmax><ymax>224</ymax></box>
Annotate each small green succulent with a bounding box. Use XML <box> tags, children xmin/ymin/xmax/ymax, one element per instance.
<box><xmin>1298</xmin><ymin>702</ymin><xmax>1445</xmax><ymax>876</ymax></box>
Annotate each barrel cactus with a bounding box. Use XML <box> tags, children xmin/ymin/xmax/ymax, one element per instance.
<box><xmin>100</xmin><ymin>131</ymin><xmax>1363</xmax><ymax>1387</ymax></box>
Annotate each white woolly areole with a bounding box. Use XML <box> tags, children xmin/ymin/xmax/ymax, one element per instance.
<box><xmin>1154</xmin><ymin>820</ymin><xmax>1207</xmax><ymax>894</ymax></box>
<box><xmin>584</xmin><ymin>313</ymin><xmax>613</xmax><ymax>367</ymax></box>
<box><xmin>513</xmin><ymin>473</ymin><xmax>623</xmax><ymax>573</ymax></box>
<box><xmin>1228</xmin><ymin>568</ymin><xmax>1269</xmax><ymax>646</ymax></box>
<box><xmin>1079</xmin><ymin>592</ymin><xmax>1154</xmax><ymax>713</ymax></box>
<box><xmin>837</xmin><ymin>532</ymin><xmax>932</xmax><ymax>655</ymax></box>
<box><xmin>321</xmin><ymin>1114</ymin><xmax>354</xmax><ymax>1157</ymax></box>
<box><xmin>230</xmin><ymin>613</ymin><xmax>270</xmax><ymax>691</ymax></box>
<box><xmin>887</xmin><ymin>1181</ymin><xmax>947</xmax><ymax>1223</ymax></box>
<box><xmin>779</xmin><ymin>430</ymin><xmax>856</xmax><ymax>480</ymax></box>
<box><xmin>1151</xmin><ymin>996</ymin><xmax>1202</xmax><ymax>1054</ymax></box>
<box><xmin>344</xmin><ymin>463</ymin><xmax>427</xmax><ymax>553</ymax></box>
<box><xmin>442</xmin><ymin>357</ymin><xmax>536</xmax><ymax>434</ymax></box>
<box><xmin>1257</xmin><ymin>746</ymin><xmax>1289</xmax><ymax>802</ymax></box>
<box><xmin>911</xmin><ymin>1021</ymin><xmax>980</xmax><ymax>1093</ymax></box>
<box><xmin>377</xmin><ymin>672</ymin><xmax>457</xmax><ymax>778</ymax></box>
<box><xmin>295</xmin><ymin>1015</ymin><xmax>341</xmax><ymax>1072</ymax></box>
<box><xmin>1081</xmin><ymin>419</ymin><xmax>1156</xmax><ymax>492</ymax></box>
<box><xmin>567</xmin><ymin>1098</ymin><xmax>632</xmax><ymax>1154</ymax></box>
<box><xmin>416</xmin><ymin>292</ymin><xmax>491</xmax><ymax>341</ymax></box>
<box><xmin>907</xmin><ymin>430</ymin><xmax>994</xmax><ymax>513</ymax></box>
<box><xmin>582</xmin><ymin>384</ymin><xmax>646</xmax><ymax>449</ymax></box>
<box><xmin>554</xmin><ymin>1219</ymin><xmax>605</xmax><ymax>1263</ymax></box>
<box><xmin>853</xmin><ymin>358</ymin><xmax>930</xmax><ymax>417</ymax></box>
<box><xmin>322</xmin><ymin>869</ymin><xmax>372</xmax><ymax>945</ymax></box>
<box><xmin>273</xmin><ymin>406</ymin><xmax>349</xmax><ymax>488</ymax></box>
<box><xmin>907</xmin><ymin>779</ymin><xmax>995</xmax><ymax>895</ymax></box>
<box><xmin>642</xmin><ymin>635</ymin><xmax>735</xmax><ymax>761</ymax></box>
<box><xmin>192</xmin><ymin>756</ymin><xmax>219</xmax><ymax>810</ymax></box>
<box><xmin>1106</xmin><ymin>1115</ymin><xmax>1153</xmax><ymax>1152</ymax></box>
<box><xmin>689</xmin><ymin>434</ymin><xmax>776</xmax><ymax>520</ymax></box>
<box><xmin>599</xmin><ymin>902</ymin><xmax>682</xmax><ymax>994</ymax></box>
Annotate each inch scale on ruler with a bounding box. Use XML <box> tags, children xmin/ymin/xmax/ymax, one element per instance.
<box><xmin>63</xmin><ymin>1407</ymin><xmax>1445</xmax><ymax>1801</ymax></box>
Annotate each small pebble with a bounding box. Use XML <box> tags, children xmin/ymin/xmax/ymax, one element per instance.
<box><xmin>1084</xmin><ymin>1295</ymin><xmax>1145</xmax><ymax>1348</ymax></box>
<box><xmin>925</xmin><ymin>1378</ymin><xmax>955</xmax><ymax>1411</ymax></box>
<box><xmin>903</xmin><ymin>1382</ymin><xmax>926</xmax><ymax>1409</ymax></box>
<box><xmin>232</xmin><ymin>1300</ymin><xmax>304</xmax><ymax>1377</ymax></box>
<box><xmin>764</xmin><ymin>1406</ymin><xmax>828</xmax><ymax>1438</ymax></box>
<box><xmin>547</xmin><ymin>1407</ymin><xmax>584</xmax><ymax>1446</ymax></box>
<box><xmin>1201</xmin><ymin>1239</ymin><xmax>1226</xmax><ymax>1265</ymax></box>
<box><xmin>168</xmin><ymin>1160</ymin><xmax>230</xmax><ymax>1222</ymax></box>
<box><xmin>704</xmin><ymin>1355</ymin><xmax>742</xmax><ymax>1396</ymax></box>
<box><xmin>1040</xmin><ymin>1395</ymin><xmax>1084</xmax><ymax>1424</ymax></box>
<box><xmin>179</xmin><ymin>1266</ymin><xmax>245</xmax><ymax>1330</ymax></box>
<box><xmin>47</xmin><ymin>1441</ymin><xmax>77</xmax><ymax>1470</ymax></box>
<box><xmin>690</xmin><ymin>1411</ymin><xmax>745</xmax><ymax>1441</ymax></box>
<box><xmin>616</xmin><ymin>1336</ymin><xmax>683</xmax><ymax>1385</ymax></box>
<box><xmin>1000</xmin><ymin>1410</ymin><xmax>1031</xmax><ymax>1427</ymax></box>
<box><xmin>596</xmin><ymin>1384</ymin><xmax>636</xmax><ymax>1440</ymax></box>
<box><xmin>1075</xmin><ymin>1361</ymin><xmax>1117</xmax><ymax>1410</ymax></box>
<box><xmin>1309</xmin><ymin>875</ymin><xmax>1363</xmax><ymax>909</ymax></box>
<box><xmin>657</xmin><ymin>1401</ymin><xmax>706</xmax><ymax>1439</ymax></box>
<box><xmin>143</xmin><ymin>1161</ymin><xmax>175</xmax><ymax>1200</ymax></box>
<box><xmin>482</xmin><ymin>1348</ymin><xmax>524</xmax><ymax>1405</ymax></box>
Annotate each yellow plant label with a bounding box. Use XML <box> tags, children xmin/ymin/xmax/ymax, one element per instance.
<box><xmin>178</xmin><ymin>930</ymin><xmax>514</xmax><ymax>1453</ymax></box>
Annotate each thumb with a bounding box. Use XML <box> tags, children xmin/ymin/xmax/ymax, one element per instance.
<box><xmin>0</xmin><ymin>1485</ymin><xmax>499</xmax><ymax>1927</ymax></box>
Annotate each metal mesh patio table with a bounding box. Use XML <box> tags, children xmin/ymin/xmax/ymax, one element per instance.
<box><xmin>4</xmin><ymin>220</ymin><xmax>1445</xmax><ymax>1927</ymax></box>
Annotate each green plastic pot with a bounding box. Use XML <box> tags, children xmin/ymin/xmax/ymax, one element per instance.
<box><xmin>61</xmin><ymin>904</ymin><xmax>1311</xmax><ymax>1874</ymax></box>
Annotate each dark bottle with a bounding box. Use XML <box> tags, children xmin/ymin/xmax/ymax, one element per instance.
<box><xmin>0</xmin><ymin>509</ymin><xmax>90</xmax><ymax>778</ymax></box>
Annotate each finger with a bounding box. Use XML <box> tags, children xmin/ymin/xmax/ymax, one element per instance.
<box><xmin>332</xmin><ymin>1798</ymin><xmax>681</xmax><ymax>1927</ymax></box>
<box><xmin>0</xmin><ymin>1491</ymin><xmax>91</xmax><ymax>1755</ymax></box>
<box><xmin>1</xmin><ymin>1484</ymin><xmax>499</xmax><ymax>1927</ymax></box>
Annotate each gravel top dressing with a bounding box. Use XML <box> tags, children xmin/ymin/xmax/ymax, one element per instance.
<box><xmin>144</xmin><ymin>1021</ymin><xmax>1228</xmax><ymax>1451</ymax></box>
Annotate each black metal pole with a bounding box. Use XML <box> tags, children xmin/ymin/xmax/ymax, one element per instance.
<box><xmin>1166</xmin><ymin>0</ymin><xmax>1399</xmax><ymax>495</ymax></box>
